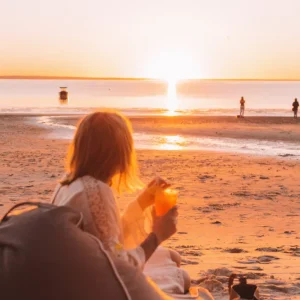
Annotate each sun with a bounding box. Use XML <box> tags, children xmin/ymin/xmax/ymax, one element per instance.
<box><xmin>145</xmin><ymin>49</ymin><xmax>200</xmax><ymax>114</ymax></box>
<box><xmin>145</xmin><ymin>49</ymin><xmax>195</xmax><ymax>81</ymax></box>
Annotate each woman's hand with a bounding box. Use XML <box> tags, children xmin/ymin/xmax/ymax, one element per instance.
<box><xmin>152</xmin><ymin>206</ymin><xmax>178</xmax><ymax>244</ymax></box>
<box><xmin>137</xmin><ymin>177</ymin><xmax>170</xmax><ymax>210</ymax></box>
<box><xmin>146</xmin><ymin>177</ymin><xmax>170</xmax><ymax>196</ymax></box>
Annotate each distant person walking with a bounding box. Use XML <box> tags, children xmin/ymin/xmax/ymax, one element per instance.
<box><xmin>240</xmin><ymin>97</ymin><xmax>245</xmax><ymax>117</ymax></box>
<box><xmin>292</xmin><ymin>98</ymin><xmax>299</xmax><ymax>119</ymax></box>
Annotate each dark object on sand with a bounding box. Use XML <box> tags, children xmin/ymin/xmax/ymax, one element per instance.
<box><xmin>0</xmin><ymin>202</ymin><xmax>165</xmax><ymax>300</ymax></box>
<box><xmin>59</xmin><ymin>87</ymin><xmax>68</xmax><ymax>104</ymax></box>
<box><xmin>228</xmin><ymin>274</ymin><xmax>259</xmax><ymax>300</ymax></box>
<box><xmin>211</xmin><ymin>220</ymin><xmax>222</xmax><ymax>225</ymax></box>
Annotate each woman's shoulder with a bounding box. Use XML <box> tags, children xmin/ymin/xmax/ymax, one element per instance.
<box><xmin>52</xmin><ymin>177</ymin><xmax>86</xmax><ymax>205</ymax></box>
<box><xmin>53</xmin><ymin>175</ymin><xmax>114</xmax><ymax>206</ymax></box>
<box><xmin>81</xmin><ymin>175</ymin><xmax>111</xmax><ymax>192</ymax></box>
<box><xmin>57</xmin><ymin>175</ymin><xmax>109</xmax><ymax>191</ymax></box>
<box><xmin>81</xmin><ymin>175</ymin><xmax>115</xmax><ymax>202</ymax></box>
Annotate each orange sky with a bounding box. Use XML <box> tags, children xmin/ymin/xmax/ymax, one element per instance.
<box><xmin>1</xmin><ymin>0</ymin><xmax>300</xmax><ymax>79</ymax></box>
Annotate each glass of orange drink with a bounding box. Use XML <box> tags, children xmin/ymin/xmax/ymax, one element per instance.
<box><xmin>155</xmin><ymin>188</ymin><xmax>178</xmax><ymax>216</ymax></box>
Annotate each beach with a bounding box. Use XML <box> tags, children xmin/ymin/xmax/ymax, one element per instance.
<box><xmin>43</xmin><ymin>114</ymin><xmax>300</xmax><ymax>140</ymax></box>
<box><xmin>1</xmin><ymin>114</ymin><xmax>300</xmax><ymax>299</ymax></box>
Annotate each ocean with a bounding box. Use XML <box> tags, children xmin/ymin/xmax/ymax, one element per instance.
<box><xmin>1</xmin><ymin>79</ymin><xmax>299</xmax><ymax>158</ymax></box>
<box><xmin>0</xmin><ymin>79</ymin><xmax>299</xmax><ymax>114</ymax></box>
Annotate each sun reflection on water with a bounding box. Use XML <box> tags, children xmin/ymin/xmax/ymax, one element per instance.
<box><xmin>164</xmin><ymin>110</ymin><xmax>180</xmax><ymax>116</ymax></box>
<box><xmin>159</xmin><ymin>135</ymin><xmax>187</xmax><ymax>150</ymax></box>
<box><xmin>166</xmin><ymin>79</ymin><xmax>179</xmax><ymax>114</ymax></box>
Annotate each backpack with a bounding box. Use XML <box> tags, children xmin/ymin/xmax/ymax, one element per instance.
<box><xmin>0</xmin><ymin>202</ymin><xmax>167</xmax><ymax>300</ymax></box>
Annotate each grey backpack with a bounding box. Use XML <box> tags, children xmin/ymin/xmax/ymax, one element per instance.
<box><xmin>0</xmin><ymin>202</ymin><xmax>167</xmax><ymax>300</ymax></box>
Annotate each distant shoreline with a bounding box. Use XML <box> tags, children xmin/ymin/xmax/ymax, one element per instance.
<box><xmin>1</xmin><ymin>76</ymin><xmax>300</xmax><ymax>82</ymax></box>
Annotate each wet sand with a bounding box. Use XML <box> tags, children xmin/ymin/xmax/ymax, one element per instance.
<box><xmin>35</xmin><ymin>114</ymin><xmax>300</xmax><ymax>143</ymax></box>
<box><xmin>0</xmin><ymin>115</ymin><xmax>300</xmax><ymax>299</ymax></box>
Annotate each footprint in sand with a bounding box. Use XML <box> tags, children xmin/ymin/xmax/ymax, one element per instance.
<box><xmin>237</xmin><ymin>259</ymin><xmax>258</xmax><ymax>264</ymax></box>
<box><xmin>285</xmin><ymin>246</ymin><xmax>300</xmax><ymax>256</ymax></box>
<box><xmin>181</xmin><ymin>258</ymin><xmax>199</xmax><ymax>266</ymax></box>
<box><xmin>233</xmin><ymin>265</ymin><xmax>248</xmax><ymax>269</ymax></box>
<box><xmin>260</xmin><ymin>281</ymin><xmax>300</xmax><ymax>295</ymax></box>
<box><xmin>284</xmin><ymin>230</ymin><xmax>296</xmax><ymax>235</ymax></box>
<box><xmin>245</xmin><ymin>272</ymin><xmax>266</xmax><ymax>279</ymax></box>
<box><xmin>199</xmin><ymin>278</ymin><xmax>223</xmax><ymax>293</ymax></box>
<box><xmin>175</xmin><ymin>245</ymin><xmax>202</xmax><ymax>257</ymax></box>
<box><xmin>259</xmin><ymin>176</ymin><xmax>269</xmax><ymax>180</ymax></box>
<box><xmin>258</xmin><ymin>255</ymin><xmax>280</xmax><ymax>264</ymax></box>
<box><xmin>206</xmin><ymin>267</ymin><xmax>232</xmax><ymax>277</ymax></box>
<box><xmin>256</xmin><ymin>247</ymin><xmax>283</xmax><ymax>253</ymax></box>
<box><xmin>247</xmin><ymin>266</ymin><xmax>264</xmax><ymax>271</ymax></box>
<box><xmin>237</xmin><ymin>255</ymin><xmax>280</xmax><ymax>265</ymax></box>
<box><xmin>223</xmin><ymin>248</ymin><xmax>248</xmax><ymax>254</ymax></box>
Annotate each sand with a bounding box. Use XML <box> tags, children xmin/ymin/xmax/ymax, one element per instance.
<box><xmin>45</xmin><ymin>114</ymin><xmax>300</xmax><ymax>143</ymax></box>
<box><xmin>0</xmin><ymin>115</ymin><xmax>300</xmax><ymax>299</ymax></box>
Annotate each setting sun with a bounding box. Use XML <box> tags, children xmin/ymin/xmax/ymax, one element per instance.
<box><xmin>145</xmin><ymin>50</ymin><xmax>199</xmax><ymax>114</ymax></box>
<box><xmin>145</xmin><ymin>50</ymin><xmax>198</xmax><ymax>81</ymax></box>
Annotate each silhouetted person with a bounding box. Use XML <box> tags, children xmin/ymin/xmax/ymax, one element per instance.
<box><xmin>240</xmin><ymin>97</ymin><xmax>245</xmax><ymax>117</ymax></box>
<box><xmin>292</xmin><ymin>98</ymin><xmax>299</xmax><ymax>119</ymax></box>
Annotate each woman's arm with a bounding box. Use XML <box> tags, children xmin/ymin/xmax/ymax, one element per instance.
<box><xmin>139</xmin><ymin>207</ymin><xmax>178</xmax><ymax>261</ymax></box>
<box><xmin>140</xmin><ymin>232</ymin><xmax>159</xmax><ymax>261</ymax></box>
<box><xmin>82</xmin><ymin>177</ymin><xmax>146</xmax><ymax>268</ymax></box>
<box><xmin>122</xmin><ymin>177</ymin><xmax>170</xmax><ymax>248</ymax></box>
<box><xmin>121</xmin><ymin>194</ymin><xmax>152</xmax><ymax>248</ymax></box>
<box><xmin>83</xmin><ymin>177</ymin><xmax>177</xmax><ymax>268</ymax></box>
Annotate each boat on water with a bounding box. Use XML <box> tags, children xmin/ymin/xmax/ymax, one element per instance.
<box><xmin>59</xmin><ymin>87</ymin><xmax>68</xmax><ymax>105</ymax></box>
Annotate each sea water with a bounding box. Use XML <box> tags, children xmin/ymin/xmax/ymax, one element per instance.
<box><xmin>0</xmin><ymin>79</ymin><xmax>299</xmax><ymax>113</ymax></box>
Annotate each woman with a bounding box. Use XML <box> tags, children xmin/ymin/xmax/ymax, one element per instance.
<box><xmin>52</xmin><ymin>111</ymin><xmax>190</xmax><ymax>294</ymax></box>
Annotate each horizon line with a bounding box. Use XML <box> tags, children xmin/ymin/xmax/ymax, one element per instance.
<box><xmin>0</xmin><ymin>75</ymin><xmax>300</xmax><ymax>81</ymax></box>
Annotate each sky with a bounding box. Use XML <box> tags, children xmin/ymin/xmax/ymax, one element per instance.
<box><xmin>1</xmin><ymin>0</ymin><xmax>300</xmax><ymax>79</ymax></box>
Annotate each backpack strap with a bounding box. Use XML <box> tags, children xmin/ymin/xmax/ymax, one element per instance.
<box><xmin>1</xmin><ymin>202</ymin><xmax>55</xmax><ymax>223</ymax></box>
<box><xmin>51</xmin><ymin>184</ymin><xmax>62</xmax><ymax>204</ymax></box>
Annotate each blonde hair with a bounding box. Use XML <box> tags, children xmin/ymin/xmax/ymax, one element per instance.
<box><xmin>61</xmin><ymin>111</ymin><xmax>142</xmax><ymax>192</ymax></box>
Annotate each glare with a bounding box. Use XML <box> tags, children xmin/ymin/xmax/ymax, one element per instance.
<box><xmin>145</xmin><ymin>50</ymin><xmax>197</xmax><ymax>81</ymax></box>
<box><xmin>166</xmin><ymin>79</ymin><xmax>179</xmax><ymax>114</ymax></box>
<box><xmin>145</xmin><ymin>50</ymin><xmax>199</xmax><ymax>114</ymax></box>
<box><xmin>159</xmin><ymin>135</ymin><xmax>186</xmax><ymax>150</ymax></box>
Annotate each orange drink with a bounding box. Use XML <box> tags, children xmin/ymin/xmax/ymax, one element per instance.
<box><xmin>155</xmin><ymin>188</ymin><xmax>178</xmax><ymax>216</ymax></box>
